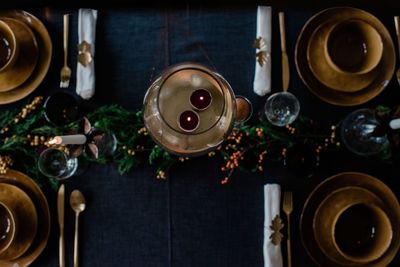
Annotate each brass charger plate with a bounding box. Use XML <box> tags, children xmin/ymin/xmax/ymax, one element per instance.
<box><xmin>0</xmin><ymin>170</ymin><xmax>50</xmax><ymax>267</ymax></box>
<box><xmin>300</xmin><ymin>172</ymin><xmax>400</xmax><ymax>267</ymax></box>
<box><xmin>307</xmin><ymin>20</ymin><xmax>378</xmax><ymax>93</ymax></box>
<box><xmin>0</xmin><ymin>183</ymin><xmax>38</xmax><ymax>260</ymax></box>
<box><xmin>0</xmin><ymin>10</ymin><xmax>52</xmax><ymax>104</ymax></box>
<box><xmin>0</xmin><ymin>18</ymin><xmax>38</xmax><ymax>92</ymax></box>
<box><xmin>296</xmin><ymin>7</ymin><xmax>395</xmax><ymax>106</ymax></box>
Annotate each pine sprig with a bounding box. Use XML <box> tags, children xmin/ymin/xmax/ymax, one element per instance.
<box><xmin>0</xmin><ymin>96</ymin><xmax>396</xmax><ymax>189</ymax></box>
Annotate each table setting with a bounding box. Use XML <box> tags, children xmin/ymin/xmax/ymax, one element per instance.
<box><xmin>0</xmin><ymin>3</ymin><xmax>399</xmax><ymax>267</ymax></box>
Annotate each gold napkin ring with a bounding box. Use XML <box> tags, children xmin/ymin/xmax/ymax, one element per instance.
<box><xmin>254</xmin><ymin>37</ymin><xmax>270</xmax><ymax>67</ymax></box>
<box><xmin>78</xmin><ymin>40</ymin><xmax>93</xmax><ymax>67</ymax></box>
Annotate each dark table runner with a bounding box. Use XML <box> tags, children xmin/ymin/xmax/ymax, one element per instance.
<box><xmin>0</xmin><ymin>4</ymin><xmax>399</xmax><ymax>267</ymax></box>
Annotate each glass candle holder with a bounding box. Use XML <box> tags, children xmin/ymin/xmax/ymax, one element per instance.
<box><xmin>234</xmin><ymin>95</ymin><xmax>253</xmax><ymax>126</ymax></box>
<box><xmin>38</xmin><ymin>147</ymin><xmax>78</xmax><ymax>180</ymax></box>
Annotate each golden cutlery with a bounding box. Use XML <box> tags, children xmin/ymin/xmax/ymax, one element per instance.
<box><xmin>70</xmin><ymin>190</ymin><xmax>86</xmax><ymax>267</ymax></box>
<box><xmin>279</xmin><ymin>12</ymin><xmax>290</xmax><ymax>91</ymax></box>
<box><xmin>283</xmin><ymin>191</ymin><xmax>293</xmax><ymax>267</ymax></box>
<box><xmin>60</xmin><ymin>14</ymin><xmax>71</xmax><ymax>88</ymax></box>
<box><xmin>57</xmin><ymin>184</ymin><xmax>65</xmax><ymax>267</ymax></box>
<box><xmin>395</xmin><ymin>16</ymin><xmax>400</xmax><ymax>86</ymax></box>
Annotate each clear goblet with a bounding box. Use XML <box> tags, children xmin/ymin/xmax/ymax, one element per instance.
<box><xmin>264</xmin><ymin>91</ymin><xmax>300</xmax><ymax>127</ymax></box>
<box><xmin>38</xmin><ymin>147</ymin><xmax>78</xmax><ymax>180</ymax></box>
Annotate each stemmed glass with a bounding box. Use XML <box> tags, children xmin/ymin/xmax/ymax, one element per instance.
<box><xmin>264</xmin><ymin>92</ymin><xmax>300</xmax><ymax>127</ymax></box>
<box><xmin>38</xmin><ymin>147</ymin><xmax>78</xmax><ymax>180</ymax></box>
<box><xmin>43</xmin><ymin>91</ymin><xmax>82</xmax><ymax>126</ymax></box>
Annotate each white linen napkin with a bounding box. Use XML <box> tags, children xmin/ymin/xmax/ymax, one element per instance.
<box><xmin>254</xmin><ymin>6</ymin><xmax>272</xmax><ymax>96</ymax></box>
<box><xmin>76</xmin><ymin>8</ymin><xmax>98</xmax><ymax>100</ymax></box>
<box><xmin>264</xmin><ymin>184</ymin><xmax>283</xmax><ymax>267</ymax></box>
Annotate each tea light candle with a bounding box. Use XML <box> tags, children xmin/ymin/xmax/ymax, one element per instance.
<box><xmin>178</xmin><ymin>110</ymin><xmax>200</xmax><ymax>132</ymax></box>
<box><xmin>49</xmin><ymin>134</ymin><xmax>87</xmax><ymax>145</ymax></box>
<box><xmin>190</xmin><ymin>88</ymin><xmax>212</xmax><ymax>110</ymax></box>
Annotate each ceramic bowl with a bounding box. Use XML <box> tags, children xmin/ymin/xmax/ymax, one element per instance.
<box><xmin>313</xmin><ymin>186</ymin><xmax>392</xmax><ymax>265</ymax></box>
<box><xmin>0</xmin><ymin>19</ymin><xmax>18</xmax><ymax>72</ymax></box>
<box><xmin>0</xmin><ymin>183</ymin><xmax>38</xmax><ymax>260</ymax></box>
<box><xmin>0</xmin><ymin>202</ymin><xmax>16</xmax><ymax>255</ymax></box>
<box><xmin>325</xmin><ymin>19</ymin><xmax>383</xmax><ymax>75</ymax></box>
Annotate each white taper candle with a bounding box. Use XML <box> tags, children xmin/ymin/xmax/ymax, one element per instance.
<box><xmin>49</xmin><ymin>134</ymin><xmax>87</xmax><ymax>145</ymax></box>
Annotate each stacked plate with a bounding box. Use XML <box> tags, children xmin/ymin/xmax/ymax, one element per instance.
<box><xmin>0</xmin><ymin>170</ymin><xmax>50</xmax><ymax>267</ymax></box>
<box><xmin>0</xmin><ymin>10</ymin><xmax>52</xmax><ymax>105</ymax></box>
<box><xmin>295</xmin><ymin>7</ymin><xmax>396</xmax><ymax>106</ymax></box>
<box><xmin>300</xmin><ymin>172</ymin><xmax>400</xmax><ymax>266</ymax></box>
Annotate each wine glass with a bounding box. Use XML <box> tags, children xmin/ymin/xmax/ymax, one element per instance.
<box><xmin>43</xmin><ymin>91</ymin><xmax>82</xmax><ymax>126</ymax></box>
<box><xmin>340</xmin><ymin>108</ymin><xmax>389</xmax><ymax>156</ymax></box>
<box><xmin>38</xmin><ymin>147</ymin><xmax>78</xmax><ymax>180</ymax></box>
<box><xmin>264</xmin><ymin>91</ymin><xmax>300</xmax><ymax>127</ymax></box>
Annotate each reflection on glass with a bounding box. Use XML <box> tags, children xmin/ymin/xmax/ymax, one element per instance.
<box><xmin>38</xmin><ymin>147</ymin><xmax>78</xmax><ymax>180</ymax></box>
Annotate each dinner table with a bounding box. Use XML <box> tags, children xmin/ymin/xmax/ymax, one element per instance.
<box><xmin>1</xmin><ymin>1</ymin><xmax>400</xmax><ymax>266</ymax></box>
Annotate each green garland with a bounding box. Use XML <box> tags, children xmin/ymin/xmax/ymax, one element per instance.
<box><xmin>0</xmin><ymin>97</ymin><xmax>397</xmax><ymax>189</ymax></box>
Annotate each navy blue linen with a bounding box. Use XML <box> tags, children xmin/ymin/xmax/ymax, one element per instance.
<box><xmin>0</xmin><ymin>5</ymin><xmax>398</xmax><ymax>267</ymax></box>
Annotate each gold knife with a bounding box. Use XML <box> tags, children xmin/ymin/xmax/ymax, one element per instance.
<box><xmin>58</xmin><ymin>184</ymin><xmax>65</xmax><ymax>267</ymax></box>
<box><xmin>279</xmin><ymin>12</ymin><xmax>290</xmax><ymax>92</ymax></box>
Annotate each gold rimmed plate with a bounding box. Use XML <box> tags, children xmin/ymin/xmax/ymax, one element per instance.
<box><xmin>0</xmin><ymin>170</ymin><xmax>50</xmax><ymax>267</ymax></box>
<box><xmin>296</xmin><ymin>7</ymin><xmax>395</xmax><ymax>106</ymax></box>
<box><xmin>0</xmin><ymin>18</ymin><xmax>38</xmax><ymax>92</ymax></box>
<box><xmin>300</xmin><ymin>172</ymin><xmax>400</xmax><ymax>267</ymax></box>
<box><xmin>307</xmin><ymin>20</ymin><xmax>379</xmax><ymax>93</ymax></box>
<box><xmin>0</xmin><ymin>10</ymin><xmax>52</xmax><ymax>104</ymax></box>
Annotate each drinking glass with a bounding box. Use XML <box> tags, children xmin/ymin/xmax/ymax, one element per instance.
<box><xmin>43</xmin><ymin>91</ymin><xmax>81</xmax><ymax>126</ymax></box>
<box><xmin>264</xmin><ymin>92</ymin><xmax>300</xmax><ymax>127</ymax></box>
<box><xmin>340</xmin><ymin>108</ymin><xmax>389</xmax><ymax>156</ymax></box>
<box><xmin>38</xmin><ymin>147</ymin><xmax>78</xmax><ymax>180</ymax></box>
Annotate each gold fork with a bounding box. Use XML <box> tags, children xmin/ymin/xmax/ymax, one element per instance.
<box><xmin>60</xmin><ymin>14</ymin><xmax>71</xmax><ymax>88</ymax></box>
<box><xmin>283</xmin><ymin>191</ymin><xmax>293</xmax><ymax>267</ymax></box>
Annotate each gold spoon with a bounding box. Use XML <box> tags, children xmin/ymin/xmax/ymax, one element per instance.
<box><xmin>395</xmin><ymin>16</ymin><xmax>400</xmax><ymax>86</ymax></box>
<box><xmin>70</xmin><ymin>190</ymin><xmax>86</xmax><ymax>267</ymax></box>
